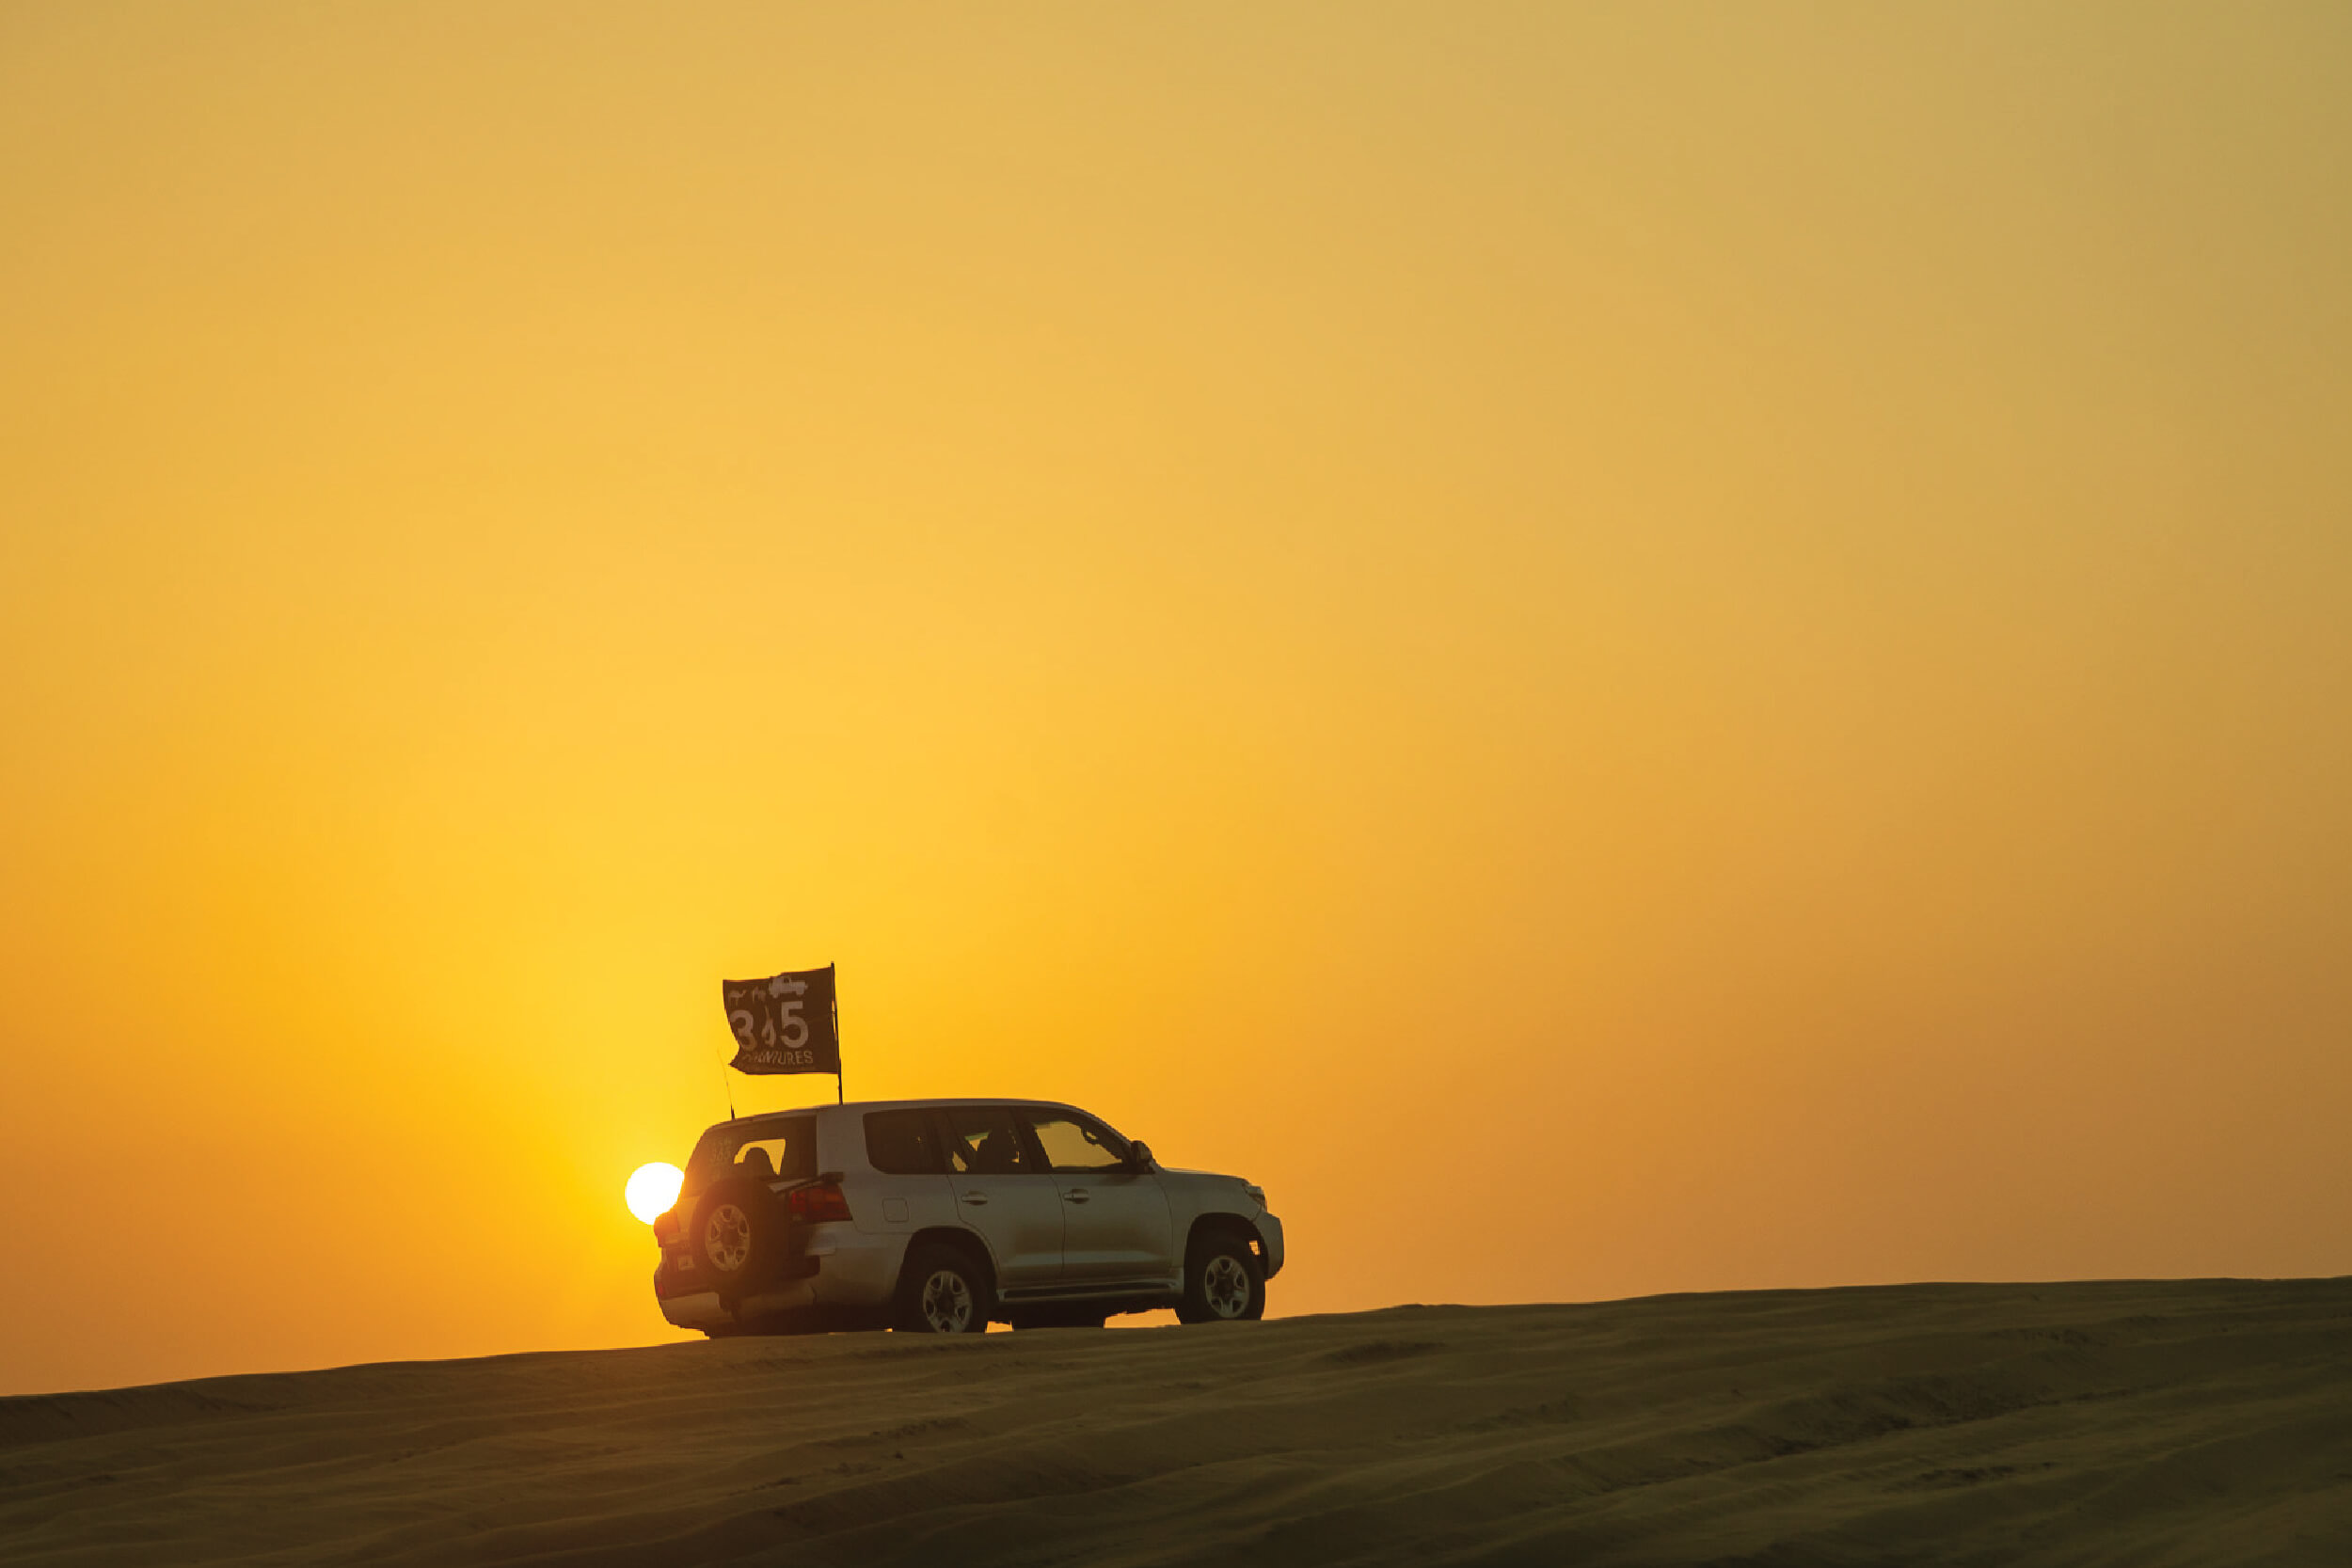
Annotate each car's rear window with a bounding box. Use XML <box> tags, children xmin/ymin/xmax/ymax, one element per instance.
<box><xmin>865</xmin><ymin>1110</ymin><xmax>945</xmax><ymax>1175</ymax></box>
<box><xmin>683</xmin><ymin>1116</ymin><xmax>817</xmax><ymax>1195</ymax></box>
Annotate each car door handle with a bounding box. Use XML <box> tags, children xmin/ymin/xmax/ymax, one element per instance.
<box><xmin>1062</xmin><ymin>1191</ymin><xmax>1089</xmax><ymax>1204</ymax></box>
<box><xmin>960</xmin><ymin>1193</ymin><xmax>990</xmax><ymax>1206</ymax></box>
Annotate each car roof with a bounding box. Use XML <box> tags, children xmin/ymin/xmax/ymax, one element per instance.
<box><xmin>705</xmin><ymin>1097</ymin><xmax>1081</xmax><ymax>1131</ymax></box>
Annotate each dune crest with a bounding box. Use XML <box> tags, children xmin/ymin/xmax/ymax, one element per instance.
<box><xmin>6</xmin><ymin>1279</ymin><xmax>2350</xmax><ymax>1564</ymax></box>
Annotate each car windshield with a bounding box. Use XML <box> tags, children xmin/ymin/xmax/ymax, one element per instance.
<box><xmin>682</xmin><ymin>1116</ymin><xmax>816</xmax><ymax>1196</ymax></box>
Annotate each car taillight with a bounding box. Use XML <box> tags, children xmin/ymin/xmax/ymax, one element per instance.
<box><xmin>788</xmin><ymin>1180</ymin><xmax>852</xmax><ymax>1224</ymax></box>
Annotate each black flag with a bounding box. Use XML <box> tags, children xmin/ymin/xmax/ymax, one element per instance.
<box><xmin>723</xmin><ymin>964</ymin><xmax>840</xmax><ymax>1075</ymax></box>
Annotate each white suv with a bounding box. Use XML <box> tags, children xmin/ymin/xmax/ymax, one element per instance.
<box><xmin>650</xmin><ymin>1099</ymin><xmax>1284</xmax><ymax>1335</ymax></box>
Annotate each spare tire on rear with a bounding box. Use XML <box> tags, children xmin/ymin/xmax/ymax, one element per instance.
<box><xmin>690</xmin><ymin>1177</ymin><xmax>781</xmax><ymax>1300</ymax></box>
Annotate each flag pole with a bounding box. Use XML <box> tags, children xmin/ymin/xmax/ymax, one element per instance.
<box><xmin>834</xmin><ymin>973</ymin><xmax>844</xmax><ymax>1103</ymax></box>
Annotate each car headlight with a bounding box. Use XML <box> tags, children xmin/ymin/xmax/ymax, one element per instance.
<box><xmin>1244</xmin><ymin>1183</ymin><xmax>1265</xmax><ymax>1209</ymax></box>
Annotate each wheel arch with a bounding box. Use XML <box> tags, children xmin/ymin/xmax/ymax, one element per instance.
<box><xmin>898</xmin><ymin>1226</ymin><xmax>997</xmax><ymax>1293</ymax></box>
<box><xmin>1184</xmin><ymin>1211</ymin><xmax>1268</xmax><ymax>1269</ymax></box>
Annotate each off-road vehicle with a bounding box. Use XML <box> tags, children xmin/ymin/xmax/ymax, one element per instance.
<box><xmin>651</xmin><ymin>1099</ymin><xmax>1283</xmax><ymax>1334</ymax></box>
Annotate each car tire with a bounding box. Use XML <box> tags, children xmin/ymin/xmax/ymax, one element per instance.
<box><xmin>895</xmin><ymin>1243</ymin><xmax>991</xmax><ymax>1335</ymax></box>
<box><xmin>1177</xmin><ymin>1228</ymin><xmax>1265</xmax><ymax>1324</ymax></box>
<box><xmin>690</xmin><ymin>1178</ymin><xmax>779</xmax><ymax>1300</ymax></box>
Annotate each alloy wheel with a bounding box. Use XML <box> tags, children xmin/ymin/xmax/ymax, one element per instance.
<box><xmin>919</xmin><ymin>1268</ymin><xmax>977</xmax><ymax>1333</ymax></box>
<box><xmin>1202</xmin><ymin>1253</ymin><xmax>1251</xmax><ymax>1318</ymax></box>
<box><xmin>704</xmin><ymin>1203</ymin><xmax>751</xmax><ymax>1273</ymax></box>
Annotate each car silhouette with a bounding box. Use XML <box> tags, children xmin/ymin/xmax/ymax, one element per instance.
<box><xmin>651</xmin><ymin>1099</ymin><xmax>1282</xmax><ymax>1334</ymax></box>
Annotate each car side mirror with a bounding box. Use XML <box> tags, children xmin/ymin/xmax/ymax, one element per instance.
<box><xmin>1127</xmin><ymin>1140</ymin><xmax>1155</xmax><ymax>1171</ymax></box>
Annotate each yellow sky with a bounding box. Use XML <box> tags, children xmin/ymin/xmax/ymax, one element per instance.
<box><xmin>4</xmin><ymin>3</ymin><xmax>2349</xmax><ymax>1394</ymax></box>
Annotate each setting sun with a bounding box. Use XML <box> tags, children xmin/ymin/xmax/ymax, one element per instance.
<box><xmin>625</xmin><ymin>1163</ymin><xmax>684</xmax><ymax>1226</ymax></box>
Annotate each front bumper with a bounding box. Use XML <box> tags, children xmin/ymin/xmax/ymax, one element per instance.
<box><xmin>1257</xmin><ymin>1211</ymin><xmax>1286</xmax><ymax>1278</ymax></box>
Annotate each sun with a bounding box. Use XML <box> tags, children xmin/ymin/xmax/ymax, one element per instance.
<box><xmin>626</xmin><ymin>1162</ymin><xmax>684</xmax><ymax>1224</ymax></box>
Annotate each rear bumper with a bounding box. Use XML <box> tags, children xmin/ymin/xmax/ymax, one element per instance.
<box><xmin>654</xmin><ymin>1222</ymin><xmax>907</xmax><ymax>1331</ymax></box>
<box><xmin>658</xmin><ymin>1289</ymin><xmax>742</xmax><ymax>1332</ymax></box>
<box><xmin>657</xmin><ymin>1274</ymin><xmax>821</xmax><ymax>1331</ymax></box>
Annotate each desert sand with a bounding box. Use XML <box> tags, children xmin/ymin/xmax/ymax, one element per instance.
<box><xmin>5</xmin><ymin>1278</ymin><xmax>2348</xmax><ymax>1565</ymax></box>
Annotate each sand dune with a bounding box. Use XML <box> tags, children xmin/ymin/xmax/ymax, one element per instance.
<box><xmin>5</xmin><ymin>1278</ymin><xmax>2349</xmax><ymax>1565</ymax></box>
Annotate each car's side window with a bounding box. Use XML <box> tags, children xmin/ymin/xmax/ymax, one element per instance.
<box><xmin>1023</xmin><ymin>1111</ymin><xmax>1131</xmax><ymax>1174</ymax></box>
<box><xmin>865</xmin><ymin>1110</ymin><xmax>945</xmax><ymax>1175</ymax></box>
<box><xmin>937</xmin><ymin>1107</ymin><xmax>1033</xmax><ymax>1176</ymax></box>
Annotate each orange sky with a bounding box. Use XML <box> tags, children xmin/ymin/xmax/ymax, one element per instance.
<box><xmin>4</xmin><ymin>3</ymin><xmax>2349</xmax><ymax>1396</ymax></box>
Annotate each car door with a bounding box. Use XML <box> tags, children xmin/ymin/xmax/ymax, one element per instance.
<box><xmin>934</xmin><ymin>1104</ymin><xmax>1065</xmax><ymax>1288</ymax></box>
<box><xmin>1019</xmin><ymin>1108</ymin><xmax>1173</xmax><ymax>1285</ymax></box>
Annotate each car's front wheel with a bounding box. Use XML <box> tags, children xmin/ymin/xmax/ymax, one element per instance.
<box><xmin>1177</xmin><ymin>1229</ymin><xmax>1265</xmax><ymax>1323</ymax></box>
<box><xmin>894</xmin><ymin>1244</ymin><xmax>991</xmax><ymax>1335</ymax></box>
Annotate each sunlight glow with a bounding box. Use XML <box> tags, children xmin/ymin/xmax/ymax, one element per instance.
<box><xmin>626</xmin><ymin>1163</ymin><xmax>684</xmax><ymax>1225</ymax></box>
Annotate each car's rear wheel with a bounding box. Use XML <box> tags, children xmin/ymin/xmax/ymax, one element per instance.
<box><xmin>1177</xmin><ymin>1229</ymin><xmax>1265</xmax><ymax>1323</ymax></box>
<box><xmin>895</xmin><ymin>1244</ymin><xmax>990</xmax><ymax>1335</ymax></box>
